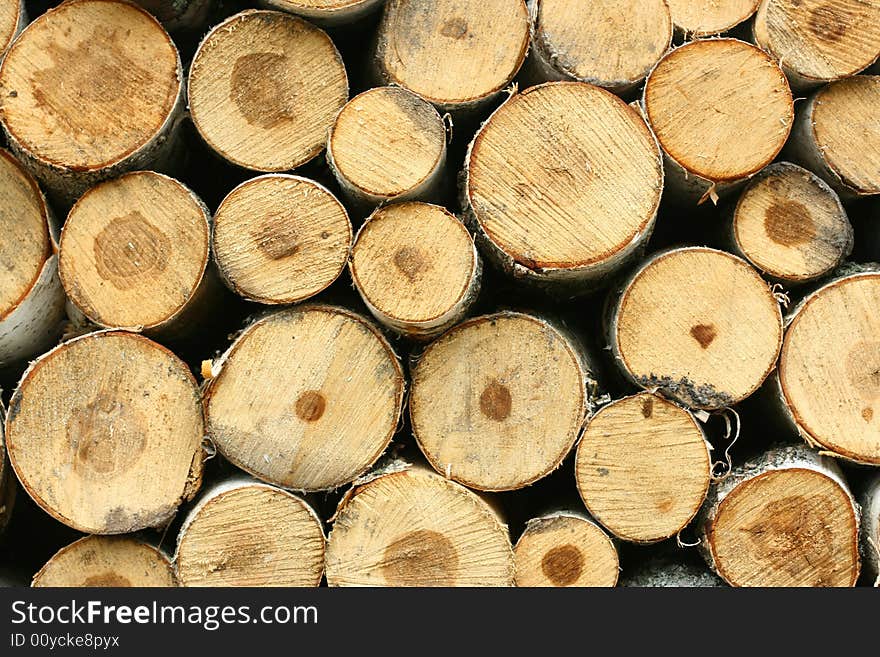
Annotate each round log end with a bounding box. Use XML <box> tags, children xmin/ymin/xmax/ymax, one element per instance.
<box><xmin>188</xmin><ymin>10</ymin><xmax>348</xmax><ymax>172</ymax></box>
<box><xmin>5</xmin><ymin>331</ymin><xmax>204</xmax><ymax>534</ymax></box>
<box><xmin>614</xmin><ymin>247</ymin><xmax>783</xmax><ymax>409</ymax></box>
<box><xmin>575</xmin><ymin>393</ymin><xmax>711</xmax><ymax>543</ymax></box>
<box><xmin>666</xmin><ymin>0</ymin><xmax>759</xmax><ymax>35</ymax></box>
<box><xmin>0</xmin><ymin>0</ymin><xmax>23</xmax><ymax>55</ymax></box>
<box><xmin>59</xmin><ymin>171</ymin><xmax>210</xmax><ymax>330</ymax></box>
<box><xmin>33</xmin><ymin>536</ymin><xmax>176</xmax><ymax>587</ymax></box>
<box><xmin>205</xmin><ymin>306</ymin><xmax>404</xmax><ymax>491</ymax></box>
<box><xmin>326</xmin><ymin>467</ymin><xmax>514</xmax><ymax>586</ymax></box>
<box><xmin>212</xmin><ymin>175</ymin><xmax>351</xmax><ymax>305</ymax></box>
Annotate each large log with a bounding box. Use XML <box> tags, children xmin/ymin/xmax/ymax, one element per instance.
<box><xmin>373</xmin><ymin>0</ymin><xmax>530</xmax><ymax>114</ymax></box>
<box><xmin>696</xmin><ymin>444</ymin><xmax>860</xmax><ymax>587</ymax></box>
<box><xmin>513</xmin><ymin>511</ymin><xmax>619</xmax><ymax>587</ymax></box>
<box><xmin>608</xmin><ymin>247</ymin><xmax>783</xmax><ymax>410</ymax></box>
<box><xmin>5</xmin><ymin>331</ymin><xmax>204</xmax><ymax>534</ymax></box>
<box><xmin>0</xmin><ymin>0</ymin><xmax>184</xmax><ymax>205</ymax></box>
<box><xmin>326</xmin><ymin>463</ymin><xmax>514</xmax><ymax>586</ymax></box>
<box><xmin>188</xmin><ymin>10</ymin><xmax>348</xmax><ymax>172</ymax></box>
<box><xmin>212</xmin><ymin>174</ymin><xmax>352</xmax><ymax>305</ymax></box>
<box><xmin>175</xmin><ymin>478</ymin><xmax>325</xmax><ymax>587</ymax></box>
<box><xmin>776</xmin><ymin>268</ymin><xmax>880</xmax><ymax>464</ymax></box>
<box><xmin>642</xmin><ymin>38</ymin><xmax>793</xmax><ymax>204</ymax></box>
<box><xmin>350</xmin><ymin>202</ymin><xmax>481</xmax><ymax>339</ymax></box>
<box><xmin>204</xmin><ymin>306</ymin><xmax>404</xmax><ymax>492</ymax></box>
<box><xmin>575</xmin><ymin>392</ymin><xmax>711</xmax><ymax>543</ymax></box>
<box><xmin>32</xmin><ymin>536</ymin><xmax>176</xmax><ymax>587</ymax></box>
<box><xmin>463</xmin><ymin>82</ymin><xmax>662</xmax><ymax>290</ymax></box>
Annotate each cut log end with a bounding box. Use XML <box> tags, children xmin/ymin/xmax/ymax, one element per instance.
<box><xmin>411</xmin><ymin>312</ymin><xmax>588</xmax><ymax>491</ymax></box>
<box><xmin>644</xmin><ymin>39</ymin><xmax>793</xmax><ymax>184</ymax></box>
<box><xmin>205</xmin><ymin>306</ymin><xmax>404</xmax><ymax>492</ymax></box>
<box><xmin>212</xmin><ymin>175</ymin><xmax>351</xmax><ymax>305</ymax></box>
<box><xmin>0</xmin><ymin>0</ymin><xmax>23</xmax><ymax>55</ymax></box>
<box><xmin>514</xmin><ymin>513</ymin><xmax>619</xmax><ymax>587</ymax></box>
<box><xmin>575</xmin><ymin>393</ymin><xmax>711</xmax><ymax>543</ymax></box>
<box><xmin>59</xmin><ymin>171</ymin><xmax>210</xmax><ymax>331</ymax></box>
<box><xmin>350</xmin><ymin>202</ymin><xmax>480</xmax><ymax>338</ymax></box>
<box><xmin>861</xmin><ymin>474</ymin><xmax>880</xmax><ymax>583</ymax></box>
<box><xmin>175</xmin><ymin>481</ymin><xmax>324</xmax><ymax>587</ymax></box>
<box><xmin>612</xmin><ymin>247</ymin><xmax>783</xmax><ymax>409</ymax></box>
<box><xmin>375</xmin><ymin>0</ymin><xmax>530</xmax><ymax>111</ymax></box>
<box><xmin>33</xmin><ymin>536</ymin><xmax>176</xmax><ymax>587</ymax></box>
<box><xmin>188</xmin><ymin>10</ymin><xmax>348</xmax><ymax>172</ymax></box>
<box><xmin>328</xmin><ymin>86</ymin><xmax>446</xmax><ymax>206</ymax></box>
<box><xmin>620</xmin><ymin>557</ymin><xmax>725</xmax><ymax>587</ymax></box>
<box><xmin>326</xmin><ymin>466</ymin><xmax>514</xmax><ymax>587</ymax></box>
<box><xmin>529</xmin><ymin>0</ymin><xmax>672</xmax><ymax>91</ymax></box>
<box><xmin>466</xmin><ymin>82</ymin><xmax>662</xmax><ymax>285</ymax></box>
<box><xmin>5</xmin><ymin>331</ymin><xmax>204</xmax><ymax>534</ymax></box>
<box><xmin>779</xmin><ymin>272</ymin><xmax>880</xmax><ymax>464</ymax></box>
<box><xmin>0</xmin><ymin>0</ymin><xmax>181</xmax><ymax>177</ymax></box>
<box><xmin>733</xmin><ymin>162</ymin><xmax>852</xmax><ymax>282</ymax></box>
<box><xmin>666</xmin><ymin>0</ymin><xmax>759</xmax><ymax>35</ymax></box>
<box><xmin>753</xmin><ymin>0</ymin><xmax>880</xmax><ymax>87</ymax></box>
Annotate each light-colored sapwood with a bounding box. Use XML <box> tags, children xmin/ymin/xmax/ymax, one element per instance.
<box><xmin>464</xmin><ymin>82</ymin><xmax>662</xmax><ymax>288</ymax></box>
<box><xmin>0</xmin><ymin>149</ymin><xmax>65</xmax><ymax>369</ymax></box>
<box><xmin>350</xmin><ymin>202</ymin><xmax>481</xmax><ymax>339</ymax></box>
<box><xmin>666</xmin><ymin>0</ymin><xmax>759</xmax><ymax>36</ymax></box>
<box><xmin>777</xmin><ymin>269</ymin><xmax>880</xmax><ymax>465</ymax></box>
<box><xmin>204</xmin><ymin>305</ymin><xmax>404</xmax><ymax>492</ymax></box>
<box><xmin>753</xmin><ymin>0</ymin><xmax>880</xmax><ymax>90</ymax></box>
<box><xmin>327</xmin><ymin>86</ymin><xmax>447</xmax><ymax>208</ymax></box>
<box><xmin>696</xmin><ymin>444</ymin><xmax>860</xmax><ymax>587</ymax></box>
<box><xmin>526</xmin><ymin>0</ymin><xmax>672</xmax><ymax>94</ymax></box>
<box><xmin>410</xmin><ymin>311</ymin><xmax>594</xmax><ymax>491</ymax></box>
<box><xmin>514</xmin><ymin>511</ymin><xmax>619</xmax><ymax>587</ymax></box>
<box><xmin>33</xmin><ymin>536</ymin><xmax>176</xmax><ymax>587</ymax></box>
<box><xmin>575</xmin><ymin>393</ymin><xmax>711</xmax><ymax>543</ymax></box>
<box><xmin>643</xmin><ymin>38</ymin><xmax>793</xmax><ymax>203</ymax></box>
<box><xmin>260</xmin><ymin>0</ymin><xmax>385</xmax><ymax>26</ymax></box>
<box><xmin>374</xmin><ymin>0</ymin><xmax>530</xmax><ymax>113</ymax></box>
<box><xmin>0</xmin><ymin>0</ymin><xmax>184</xmax><ymax>204</ymax></box>
<box><xmin>211</xmin><ymin>174</ymin><xmax>352</xmax><ymax>305</ymax></box>
<box><xmin>5</xmin><ymin>331</ymin><xmax>205</xmax><ymax>534</ymax></box>
<box><xmin>59</xmin><ymin>171</ymin><xmax>213</xmax><ymax>336</ymax></box>
<box><xmin>0</xmin><ymin>0</ymin><xmax>24</xmax><ymax>58</ymax></box>
<box><xmin>861</xmin><ymin>473</ymin><xmax>880</xmax><ymax>584</ymax></box>
<box><xmin>731</xmin><ymin>162</ymin><xmax>852</xmax><ymax>283</ymax></box>
<box><xmin>609</xmin><ymin>247</ymin><xmax>783</xmax><ymax>410</ymax></box>
<box><xmin>786</xmin><ymin>75</ymin><xmax>880</xmax><ymax>198</ymax></box>
<box><xmin>175</xmin><ymin>478</ymin><xmax>325</xmax><ymax>587</ymax></box>
<box><xmin>326</xmin><ymin>463</ymin><xmax>514</xmax><ymax>586</ymax></box>
<box><xmin>188</xmin><ymin>10</ymin><xmax>348</xmax><ymax>172</ymax></box>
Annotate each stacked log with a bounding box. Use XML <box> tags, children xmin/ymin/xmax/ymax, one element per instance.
<box><xmin>666</xmin><ymin>0</ymin><xmax>759</xmax><ymax>37</ymax></box>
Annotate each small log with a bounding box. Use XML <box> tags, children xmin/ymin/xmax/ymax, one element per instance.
<box><xmin>861</xmin><ymin>473</ymin><xmax>880</xmax><ymax>584</ymax></box>
<box><xmin>188</xmin><ymin>10</ymin><xmax>348</xmax><ymax>172</ymax></box>
<box><xmin>696</xmin><ymin>444</ymin><xmax>860</xmax><ymax>587</ymax></box>
<box><xmin>134</xmin><ymin>0</ymin><xmax>213</xmax><ymax>32</ymax></box>
<box><xmin>326</xmin><ymin>462</ymin><xmax>514</xmax><ymax>586</ymax></box>
<box><xmin>753</xmin><ymin>0</ymin><xmax>880</xmax><ymax>90</ymax></box>
<box><xmin>666</xmin><ymin>0</ymin><xmax>759</xmax><ymax>37</ymax></box>
<box><xmin>575</xmin><ymin>392</ymin><xmax>711</xmax><ymax>543</ymax></box>
<box><xmin>175</xmin><ymin>477</ymin><xmax>325</xmax><ymax>587</ymax></box>
<box><xmin>260</xmin><ymin>0</ymin><xmax>385</xmax><ymax>26</ymax></box>
<box><xmin>0</xmin><ymin>0</ymin><xmax>25</xmax><ymax>57</ymax></box>
<box><xmin>777</xmin><ymin>269</ymin><xmax>880</xmax><ymax>464</ymax></box>
<box><xmin>32</xmin><ymin>536</ymin><xmax>176</xmax><ymax>587</ymax></box>
<box><xmin>786</xmin><ymin>75</ymin><xmax>880</xmax><ymax>199</ymax></box>
<box><xmin>204</xmin><ymin>305</ymin><xmax>404</xmax><ymax>492</ymax></box>
<box><xmin>525</xmin><ymin>0</ymin><xmax>672</xmax><ymax>95</ymax></box>
<box><xmin>730</xmin><ymin>162</ymin><xmax>853</xmax><ymax>284</ymax></box>
<box><xmin>0</xmin><ymin>149</ymin><xmax>65</xmax><ymax>370</ymax></box>
<box><xmin>212</xmin><ymin>174</ymin><xmax>352</xmax><ymax>305</ymax></box>
<box><xmin>374</xmin><ymin>0</ymin><xmax>530</xmax><ymax>114</ymax></box>
<box><xmin>5</xmin><ymin>330</ymin><xmax>204</xmax><ymax>534</ymax></box>
<box><xmin>608</xmin><ymin>247</ymin><xmax>783</xmax><ymax>410</ymax></box>
<box><xmin>59</xmin><ymin>171</ymin><xmax>215</xmax><ymax>338</ymax></box>
<box><xmin>350</xmin><ymin>202</ymin><xmax>481</xmax><ymax>339</ymax></box>
<box><xmin>410</xmin><ymin>311</ymin><xmax>596</xmax><ymax>491</ymax></box>
<box><xmin>327</xmin><ymin>86</ymin><xmax>447</xmax><ymax>208</ymax></box>
<box><xmin>642</xmin><ymin>38</ymin><xmax>793</xmax><ymax>204</ymax></box>
<box><xmin>463</xmin><ymin>82</ymin><xmax>662</xmax><ymax>289</ymax></box>
<box><xmin>514</xmin><ymin>511</ymin><xmax>619</xmax><ymax>587</ymax></box>
<box><xmin>0</xmin><ymin>0</ymin><xmax>184</xmax><ymax>205</ymax></box>
<box><xmin>620</xmin><ymin>556</ymin><xmax>724</xmax><ymax>587</ymax></box>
